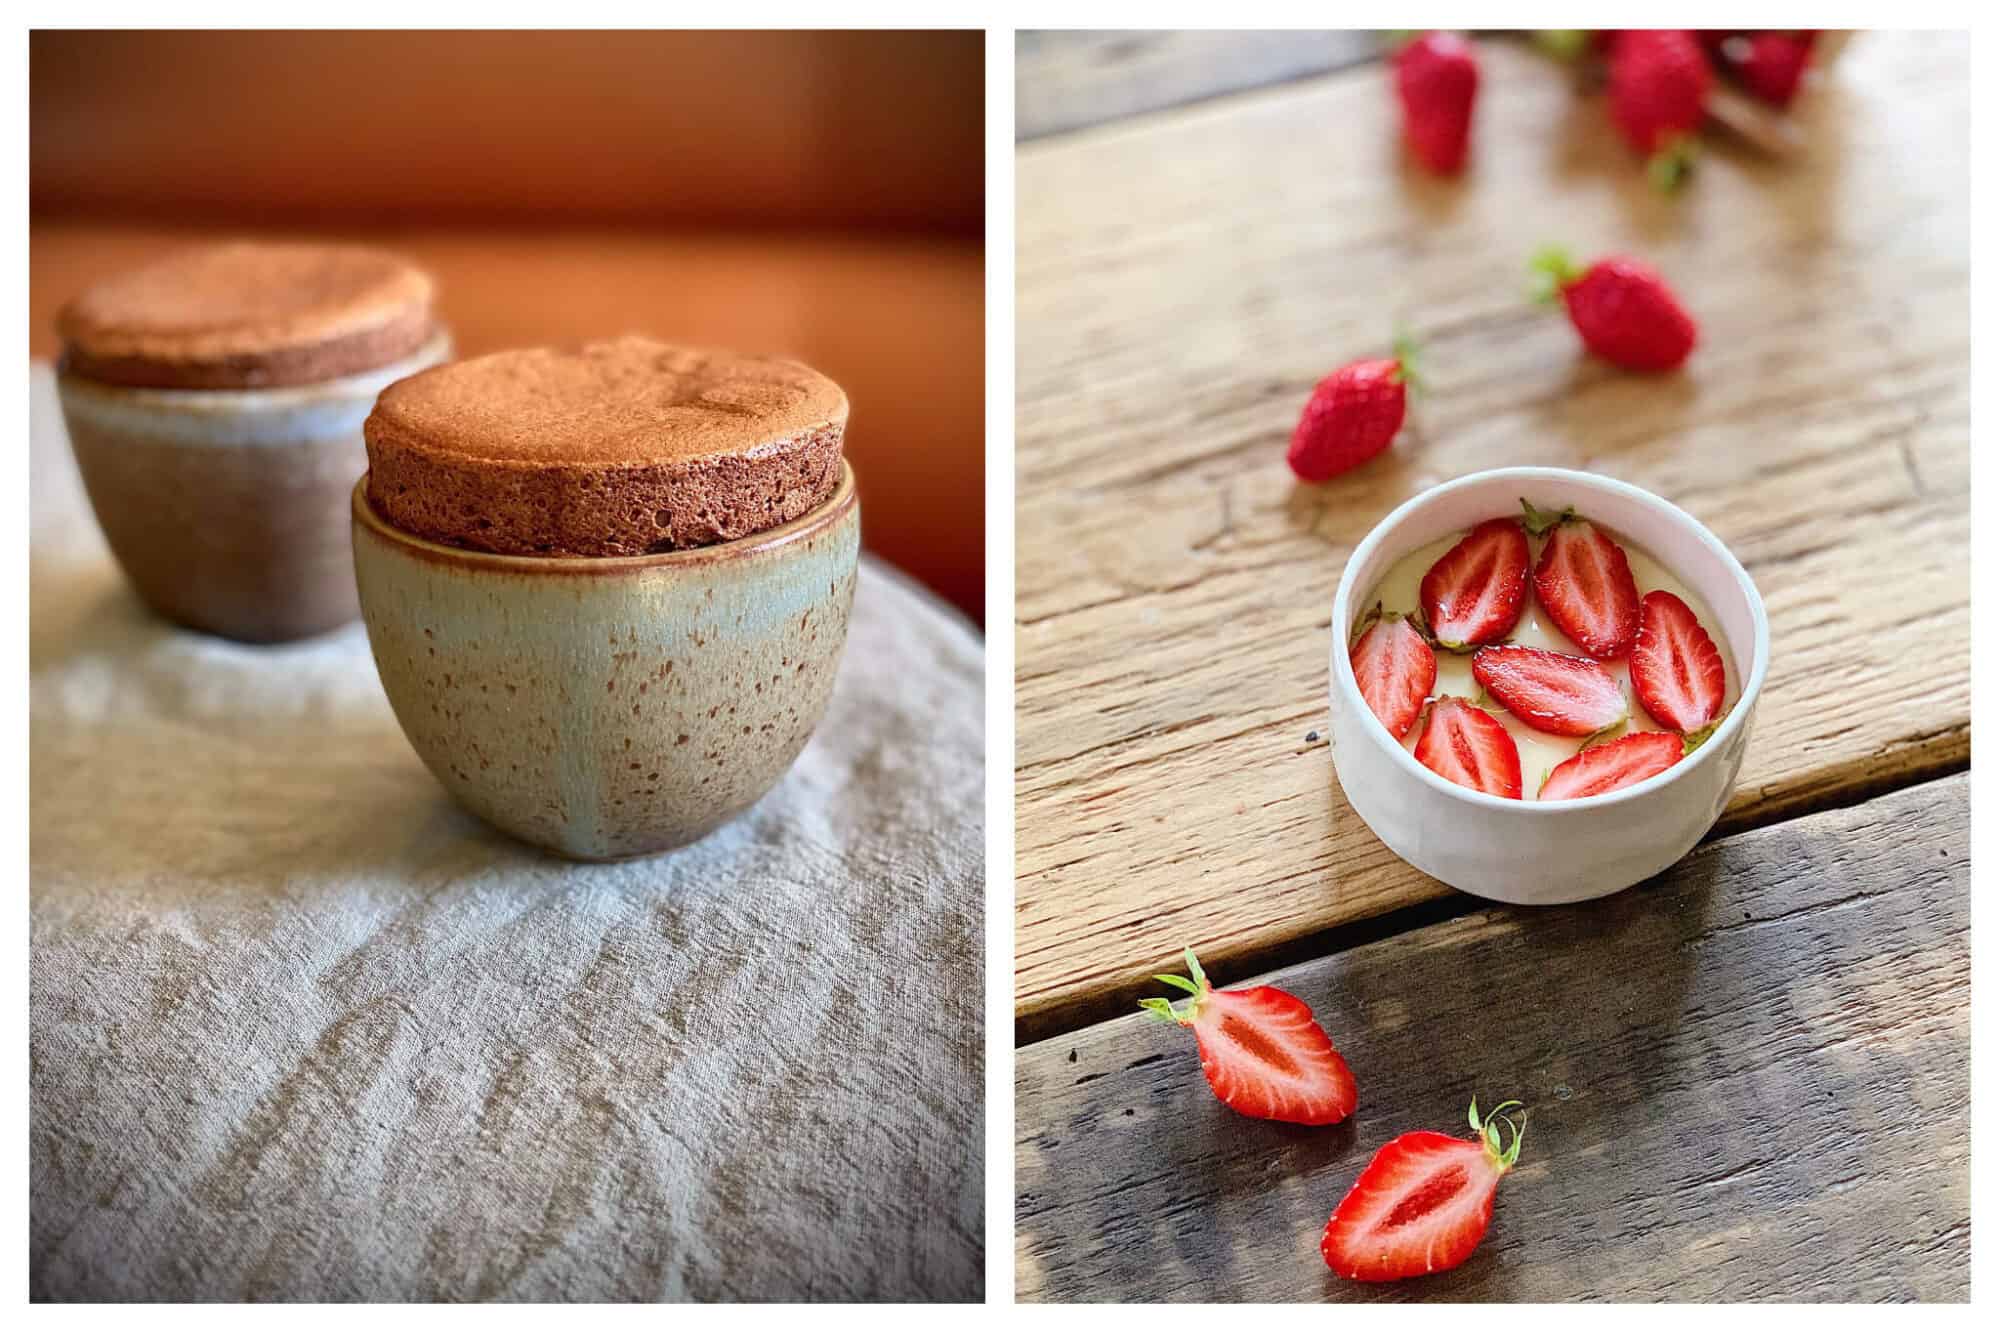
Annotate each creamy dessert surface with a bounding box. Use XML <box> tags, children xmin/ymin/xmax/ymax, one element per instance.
<box><xmin>1366</xmin><ymin>524</ymin><xmax>1739</xmax><ymax>793</ymax></box>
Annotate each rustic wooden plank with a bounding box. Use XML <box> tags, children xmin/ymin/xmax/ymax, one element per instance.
<box><xmin>1015</xmin><ymin>30</ymin><xmax>1381</xmax><ymax>141</ymax></box>
<box><xmin>1014</xmin><ymin>32</ymin><xmax>1969</xmax><ymax>1024</ymax></box>
<box><xmin>1016</xmin><ymin>775</ymin><xmax>1969</xmax><ymax>1302</ymax></box>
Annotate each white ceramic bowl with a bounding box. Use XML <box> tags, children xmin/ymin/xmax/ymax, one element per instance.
<box><xmin>1328</xmin><ymin>467</ymin><xmax>1769</xmax><ymax>904</ymax></box>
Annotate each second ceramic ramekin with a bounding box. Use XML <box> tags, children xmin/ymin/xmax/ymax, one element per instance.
<box><xmin>59</xmin><ymin>332</ymin><xmax>451</xmax><ymax>643</ymax></box>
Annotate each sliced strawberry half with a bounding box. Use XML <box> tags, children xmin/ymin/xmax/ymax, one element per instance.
<box><xmin>1526</xmin><ymin>501</ymin><xmax>1642</xmax><ymax>659</ymax></box>
<box><xmin>1539</xmin><ymin>730</ymin><xmax>1684</xmax><ymax>800</ymax></box>
<box><xmin>1140</xmin><ymin>949</ymin><xmax>1357</xmax><ymax>1126</ymax></box>
<box><xmin>1351</xmin><ymin>604</ymin><xmax>1437</xmax><ymax>740</ymax></box>
<box><xmin>1417</xmin><ymin>518</ymin><xmax>1530</xmax><ymax>651</ymax></box>
<box><xmin>1470</xmin><ymin>644</ymin><xmax>1625</xmax><ymax>737</ymax></box>
<box><xmin>1413</xmin><ymin>698</ymin><xmax>1522</xmax><ymax>799</ymax></box>
<box><xmin>1630</xmin><ymin>589</ymin><xmax>1727</xmax><ymax>735</ymax></box>
<box><xmin>1322</xmin><ymin>1097</ymin><xmax>1528</xmax><ymax>1282</ymax></box>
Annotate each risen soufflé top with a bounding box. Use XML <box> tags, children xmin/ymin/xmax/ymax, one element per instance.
<box><xmin>58</xmin><ymin>242</ymin><xmax>438</xmax><ymax>390</ymax></box>
<box><xmin>363</xmin><ymin>337</ymin><xmax>849</xmax><ymax>557</ymax></box>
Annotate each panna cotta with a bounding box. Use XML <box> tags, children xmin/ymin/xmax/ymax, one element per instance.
<box><xmin>1349</xmin><ymin>500</ymin><xmax>1738</xmax><ymax>800</ymax></box>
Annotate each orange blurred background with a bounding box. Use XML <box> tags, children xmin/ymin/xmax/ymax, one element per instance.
<box><xmin>30</xmin><ymin>30</ymin><xmax>986</xmax><ymax>622</ymax></box>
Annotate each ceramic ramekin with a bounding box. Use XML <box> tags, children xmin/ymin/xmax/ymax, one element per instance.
<box><xmin>352</xmin><ymin>462</ymin><xmax>861</xmax><ymax>860</ymax></box>
<box><xmin>58</xmin><ymin>332</ymin><xmax>452</xmax><ymax>643</ymax></box>
<box><xmin>1328</xmin><ymin>467</ymin><xmax>1769</xmax><ymax>904</ymax></box>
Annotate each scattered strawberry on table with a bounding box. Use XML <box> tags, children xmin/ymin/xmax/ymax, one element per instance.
<box><xmin>1286</xmin><ymin>338</ymin><xmax>1419</xmax><ymax>482</ymax></box>
<box><xmin>1717</xmin><ymin>30</ymin><xmax>1817</xmax><ymax>107</ymax></box>
<box><xmin>1630</xmin><ymin>589</ymin><xmax>1728</xmax><ymax>738</ymax></box>
<box><xmin>1531</xmin><ymin>248</ymin><xmax>1698</xmax><ymax>373</ymax></box>
<box><xmin>1470</xmin><ymin>644</ymin><xmax>1626</xmax><ymax>738</ymax></box>
<box><xmin>1139</xmin><ymin>949</ymin><xmax>1358</xmax><ymax>1126</ymax></box>
<box><xmin>1394</xmin><ymin>31</ymin><xmax>1480</xmax><ymax>175</ymax></box>
<box><xmin>1526</xmin><ymin>501</ymin><xmax>1644</xmax><ymax>659</ymax></box>
<box><xmin>1417</xmin><ymin>517</ymin><xmax>1530</xmax><ymax>650</ymax></box>
<box><xmin>1350</xmin><ymin>605</ymin><xmax>1437</xmax><ymax>741</ymax></box>
<box><xmin>1605</xmin><ymin>29</ymin><xmax>1712</xmax><ymax>189</ymax></box>
<box><xmin>1540</xmin><ymin>729</ymin><xmax>1685</xmax><ymax>799</ymax></box>
<box><xmin>1413</xmin><ymin>697</ymin><xmax>1523</xmax><ymax>799</ymax></box>
<box><xmin>1321</xmin><ymin>1097</ymin><xmax>1529</xmax><ymax>1281</ymax></box>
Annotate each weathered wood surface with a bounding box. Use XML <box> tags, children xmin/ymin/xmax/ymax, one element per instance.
<box><xmin>1014</xmin><ymin>32</ymin><xmax>1969</xmax><ymax>1026</ymax></box>
<box><xmin>1016</xmin><ymin>776</ymin><xmax>1969</xmax><ymax>1302</ymax></box>
<box><xmin>1015</xmin><ymin>30</ymin><xmax>1379</xmax><ymax>141</ymax></box>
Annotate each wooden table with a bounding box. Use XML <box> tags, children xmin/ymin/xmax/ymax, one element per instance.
<box><xmin>1014</xmin><ymin>31</ymin><xmax>1968</xmax><ymax>1301</ymax></box>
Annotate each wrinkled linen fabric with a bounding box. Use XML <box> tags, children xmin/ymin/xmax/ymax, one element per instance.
<box><xmin>28</xmin><ymin>366</ymin><xmax>985</xmax><ymax>1302</ymax></box>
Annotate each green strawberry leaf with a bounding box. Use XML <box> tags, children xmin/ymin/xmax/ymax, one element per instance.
<box><xmin>1519</xmin><ymin>497</ymin><xmax>1573</xmax><ymax>536</ymax></box>
<box><xmin>1528</xmin><ymin>247</ymin><xmax>1579</xmax><ymax>304</ymax></box>
<box><xmin>1532</xmin><ymin>30</ymin><xmax>1593</xmax><ymax>61</ymax></box>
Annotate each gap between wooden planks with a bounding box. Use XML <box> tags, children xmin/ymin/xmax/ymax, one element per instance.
<box><xmin>1013</xmin><ymin>33</ymin><xmax>1969</xmax><ymax>1034</ymax></box>
<box><xmin>1016</xmin><ymin>774</ymin><xmax>1969</xmax><ymax>1302</ymax></box>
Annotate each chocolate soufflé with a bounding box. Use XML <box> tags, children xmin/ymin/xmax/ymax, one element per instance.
<box><xmin>363</xmin><ymin>337</ymin><xmax>849</xmax><ymax>557</ymax></box>
<box><xmin>58</xmin><ymin>241</ymin><xmax>439</xmax><ymax>391</ymax></box>
<box><xmin>55</xmin><ymin>241</ymin><xmax>448</xmax><ymax>643</ymax></box>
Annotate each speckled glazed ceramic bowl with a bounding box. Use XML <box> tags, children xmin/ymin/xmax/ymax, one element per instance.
<box><xmin>352</xmin><ymin>462</ymin><xmax>860</xmax><ymax>860</ymax></box>
<box><xmin>58</xmin><ymin>333</ymin><xmax>451</xmax><ymax>643</ymax></box>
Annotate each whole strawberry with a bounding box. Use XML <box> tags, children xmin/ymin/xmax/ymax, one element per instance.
<box><xmin>1695</xmin><ymin>30</ymin><xmax>1741</xmax><ymax>61</ymax></box>
<box><xmin>1286</xmin><ymin>339</ymin><xmax>1418</xmax><ymax>482</ymax></box>
<box><xmin>1395</xmin><ymin>32</ymin><xmax>1479</xmax><ymax>174</ymax></box>
<box><xmin>1734</xmin><ymin>31</ymin><xmax>1815</xmax><ymax>107</ymax></box>
<box><xmin>1607</xmin><ymin>29</ymin><xmax>1711</xmax><ymax>189</ymax></box>
<box><xmin>1532</xmin><ymin>248</ymin><xmax>1697</xmax><ymax>373</ymax></box>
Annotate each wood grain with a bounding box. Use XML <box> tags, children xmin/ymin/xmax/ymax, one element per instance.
<box><xmin>1016</xmin><ymin>775</ymin><xmax>1969</xmax><ymax>1302</ymax></box>
<box><xmin>1016</xmin><ymin>30</ymin><xmax>1379</xmax><ymax>141</ymax></box>
<box><xmin>1014</xmin><ymin>32</ymin><xmax>1969</xmax><ymax>1025</ymax></box>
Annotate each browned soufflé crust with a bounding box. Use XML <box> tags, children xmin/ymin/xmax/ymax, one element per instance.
<box><xmin>364</xmin><ymin>337</ymin><xmax>849</xmax><ymax>557</ymax></box>
<box><xmin>57</xmin><ymin>242</ymin><xmax>438</xmax><ymax>390</ymax></box>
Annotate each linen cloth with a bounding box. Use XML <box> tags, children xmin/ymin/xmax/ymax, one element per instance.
<box><xmin>28</xmin><ymin>366</ymin><xmax>985</xmax><ymax>1302</ymax></box>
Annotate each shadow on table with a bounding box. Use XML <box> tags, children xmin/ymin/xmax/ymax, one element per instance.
<box><xmin>1527</xmin><ymin>357</ymin><xmax>1699</xmax><ymax>458</ymax></box>
<box><xmin>1303</xmin><ymin>864</ymin><xmax>1713</xmax><ymax>1302</ymax></box>
<box><xmin>1392</xmin><ymin>148</ymin><xmax>1472</xmax><ymax>228</ymax></box>
<box><xmin>1017</xmin><ymin>851</ymin><xmax>1723</xmax><ymax>1302</ymax></box>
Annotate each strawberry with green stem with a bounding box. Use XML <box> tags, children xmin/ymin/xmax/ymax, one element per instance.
<box><xmin>1321</xmin><ymin>1096</ymin><xmax>1529</xmax><ymax>1282</ymax></box>
<box><xmin>1630</xmin><ymin>589</ymin><xmax>1727</xmax><ymax>738</ymax></box>
<box><xmin>1417</xmin><ymin>516</ymin><xmax>1530</xmax><ymax>650</ymax></box>
<box><xmin>1540</xmin><ymin>729</ymin><xmax>1686</xmax><ymax>799</ymax></box>
<box><xmin>1351</xmin><ymin>603</ymin><xmax>1437</xmax><ymax>740</ymax></box>
<box><xmin>1531</xmin><ymin>248</ymin><xmax>1697</xmax><ymax>373</ymax></box>
<box><xmin>1607</xmin><ymin>28</ymin><xmax>1711</xmax><ymax>189</ymax></box>
<box><xmin>1140</xmin><ymin>949</ymin><xmax>1358</xmax><ymax>1126</ymax></box>
<box><xmin>1413</xmin><ymin>697</ymin><xmax>1522</xmax><ymax>799</ymax></box>
<box><xmin>1471</xmin><ymin>644</ymin><xmax>1626</xmax><ymax>737</ymax></box>
<box><xmin>1524</xmin><ymin>499</ymin><xmax>1644</xmax><ymax>660</ymax></box>
<box><xmin>1287</xmin><ymin>335</ymin><xmax>1421</xmax><ymax>482</ymax></box>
